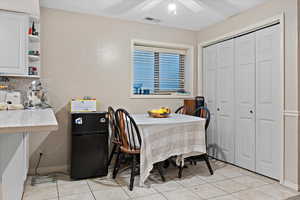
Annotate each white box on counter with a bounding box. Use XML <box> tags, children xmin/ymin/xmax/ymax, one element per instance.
<box><xmin>71</xmin><ymin>99</ymin><xmax>97</xmax><ymax>112</ymax></box>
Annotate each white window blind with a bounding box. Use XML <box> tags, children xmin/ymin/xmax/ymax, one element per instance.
<box><xmin>133</xmin><ymin>45</ymin><xmax>186</xmax><ymax>95</ymax></box>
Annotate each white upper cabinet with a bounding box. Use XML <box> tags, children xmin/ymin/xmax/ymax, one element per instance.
<box><xmin>0</xmin><ymin>0</ymin><xmax>40</xmax><ymax>17</ymax></box>
<box><xmin>0</xmin><ymin>11</ymin><xmax>28</xmax><ymax>75</ymax></box>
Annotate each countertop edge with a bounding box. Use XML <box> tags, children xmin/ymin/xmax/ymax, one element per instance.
<box><xmin>0</xmin><ymin>124</ymin><xmax>58</xmax><ymax>134</ymax></box>
<box><xmin>0</xmin><ymin>108</ymin><xmax>59</xmax><ymax>134</ymax></box>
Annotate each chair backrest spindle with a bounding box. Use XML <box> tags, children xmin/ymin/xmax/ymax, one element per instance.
<box><xmin>193</xmin><ymin>106</ymin><xmax>211</xmax><ymax>131</ymax></box>
<box><xmin>115</xmin><ymin>109</ymin><xmax>142</xmax><ymax>152</ymax></box>
<box><xmin>175</xmin><ymin>106</ymin><xmax>186</xmax><ymax>114</ymax></box>
<box><xmin>108</xmin><ymin>106</ymin><xmax>120</xmax><ymax>143</ymax></box>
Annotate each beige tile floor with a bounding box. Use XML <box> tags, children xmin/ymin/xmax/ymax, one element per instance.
<box><xmin>23</xmin><ymin>159</ymin><xmax>300</xmax><ymax>200</ymax></box>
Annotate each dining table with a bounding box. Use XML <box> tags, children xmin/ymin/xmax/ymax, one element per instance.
<box><xmin>131</xmin><ymin>113</ymin><xmax>207</xmax><ymax>186</ymax></box>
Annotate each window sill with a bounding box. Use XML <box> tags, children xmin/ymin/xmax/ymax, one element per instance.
<box><xmin>130</xmin><ymin>94</ymin><xmax>194</xmax><ymax>99</ymax></box>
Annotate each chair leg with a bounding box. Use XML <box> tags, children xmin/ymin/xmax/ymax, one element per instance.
<box><xmin>129</xmin><ymin>155</ymin><xmax>137</xmax><ymax>191</ymax></box>
<box><xmin>203</xmin><ymin>154</ymin><xmax>214</xmax><ymax>175</ymax></box>
<box><xmin>178</xmin><ymin>161</ymin><xmax>183</xmax><ymax>178</ymax></box>
<box><xmin>112</xmin><ymin>148</ymin><xmax>121</xmax><ymax>179</ymax></box>
<box><xmin>157</xmin><ymin>163</ymin><xmax>166</xmax><ymax>182</ymax></box>
<box><xmin>107</xmin><ymin>144</ymin><xmax>117</xmax><ymax>168</ymax></box>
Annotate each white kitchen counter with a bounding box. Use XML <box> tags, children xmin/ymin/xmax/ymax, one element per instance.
<box><xmin>0</xmin><ymin>108</ymin><xmax>58</xmax><ymax>134</ymax></box>
<box><xmin>0</xmin><ymin>108</ymin><xmax>58</xmax><ymax>200</ymax></box>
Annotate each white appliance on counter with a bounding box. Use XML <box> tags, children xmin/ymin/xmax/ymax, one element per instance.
<box><xmin>5</xmin><ymin>91</ymin><xmax>22</xmax><ymax>104</ymax></box>
<box><xmin>0</xmin><ymin>90</ymin><xmax>24</xmax><ymax>110</ymax></box>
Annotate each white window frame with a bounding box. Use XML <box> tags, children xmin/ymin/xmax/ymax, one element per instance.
<box><xmin>130</xmin><ymin>39</ymin><xmax>194</xmax><ymax>99</ymax></box>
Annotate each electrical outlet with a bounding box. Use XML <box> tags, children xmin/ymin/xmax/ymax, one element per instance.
<box><xmin>37</xmin><ymin>148</ymin><xmax>44</xmax><ymax>157</ymax></box>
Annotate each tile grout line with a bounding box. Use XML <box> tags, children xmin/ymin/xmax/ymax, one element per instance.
<box><xmin>56</xmin><ymin>180</ymin><xmax>60</xmax><ymax>200</ymax></box>
<box><xmin>86</xmin><ymin>180</ymin><xmax>97</xmax><ymax>200</ymax></box>
<box><xmin>175</xmin><ymin>169</ymin><xmax>266</xmax><ymax>199</ymax></box>
<box><xmin>118</xmin><ymin>182</ymin><xmax>134</xmax><ymax>199</ymax></box>
<box><xmin>94</xmin><ymin>174</ymin><xmax>133</xmax><ymax>199</ymax></box>
<box><xmin>150</xmin><ymin>166</ymin><xmax>231</xmax><ymax>200</ymax></box>
<box><xmin>156</xmin><ymin>190</ymin><xmax>169</xmax><ymax>200</ymax></box>
<box><xmin>206</xmin><ymin>176</ymin><xmax>276</xmax><ymax>199</ymax></box>
<box><xmin>113</xmin><ymin>172</ymin><xmax>134</xmax><ymax>200</ymax></box>
<box><xmin>150</xmin><ymin>174</ymin><xmax>205</xmax><ymax>200</ymax></box>
<box><xmin>149</xmin><ymin>170</ymin><xmax>275</xmax><ymax>200</ymax></box>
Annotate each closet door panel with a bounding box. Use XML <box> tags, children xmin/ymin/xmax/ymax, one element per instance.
<box><xmin>255</xmin><ymin>25</ymin><xmax>280</xmax><ymax>179</ymax></box>
<box><xmin>216</xmin><ymin>40</ymin><xmax>235</xmax><ymax>163</ymax></box>
<box><xmin>235</xmin><ymin>33</ymin><xmax>256</xmax><ymax>170</ymax></box>
<box><xmin>203</xmin><ymin>45</ymin><xmax>218</xmax><ymax>157</ymax></box>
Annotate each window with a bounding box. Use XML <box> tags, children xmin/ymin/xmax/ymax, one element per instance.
<box><xmin>132</xmin><ymin>44</ymin><xmax>189</xmax><ymax>97</ymax></box>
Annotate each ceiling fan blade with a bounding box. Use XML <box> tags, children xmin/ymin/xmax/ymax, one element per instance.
<box><xmin>178</xmin><ymin>0</ymin><xmax>203</xmax><ymax>13</ymax></box>
<box><xmin>199</xmin><ymin>0</ymin><xmax>239</xmax><ymax>17</ymax></box>
<box><xmin>103</xmin><ymin>0</ymin><xmax>149</xmax><ymax>15</ymax></box>
<box><xmin>140</xmin><ymin>0</ymin><xmax>164</xmax><ymax>11</ymax></box>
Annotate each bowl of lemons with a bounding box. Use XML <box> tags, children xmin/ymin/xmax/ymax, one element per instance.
<box><xmin>148</xmin><ymin>107</ymin><xmax>171</xmax><ymax>118</ymax></box>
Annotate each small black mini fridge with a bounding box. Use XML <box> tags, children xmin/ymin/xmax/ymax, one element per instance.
<box><xmin>71</xmin><ymin>112</ymin><xmax>108</xmax><ymax>179</ymax></box>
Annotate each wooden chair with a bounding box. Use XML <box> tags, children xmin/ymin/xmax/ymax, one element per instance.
<box><xmin>113</xmin><ymin>108</ymin><xmax>165</xmax><ymax>190</ymax></box>
<box><xmin>107</xmin><ymin>106</ymin><xmax>120</xmax><ymax>168</ymax></box>
<box><xmin>175</xmin><ymin>106</ymin><xmax>185</xmax><ymax>114</ymax></box>
<box><xmin>178</xmin><ymin>106</ymin><xmax>214</xmax><ymax>178</ymax></box>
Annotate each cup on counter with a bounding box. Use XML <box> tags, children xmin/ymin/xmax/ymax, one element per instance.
<box><xmin>143</xmin><ymin>89</ymin><xmax>150</xmax><ymax>95</ymax></box>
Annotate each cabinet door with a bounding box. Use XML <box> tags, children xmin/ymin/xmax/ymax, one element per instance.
<box><xmin>255</xmin><ymin>25</ymin><xmax>280</xmax><ymax>179</ymax></box>
<box><xmin>203</xmin><ymin>45</ymin><xmax>218</xmax><ymax>157</ymax></box>
<box><xmin>234</xmin><ymin>33</ymin><xmax>256</xmax><ymax>170</ymax></box>
<box><xmin>0</xmin><ymin>11</ymin><xmax>27</xmax><ymax>74</ymax></box>
<box><xmin>1</xmin><ymin>133</ymin><xmax>24</xmax><ymax>200</ymax></box>
<box><xmin>71</xmin><ymin>134</ymin><xmax>108</xmax><ymax>179</ymax></box>
<box><xmin>23</xmin><ymin>133</ymin><xmax>29</xmax><ymax>182</ymax></box>
<box><xmin>216</xmin><ymin>39</ymin><xmax>235</xmax><ymax>163</ymax></box>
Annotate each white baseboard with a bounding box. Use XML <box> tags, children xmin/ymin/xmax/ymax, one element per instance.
<box><xmin>282</xmin><ymin>180</ymin><xmax>300</xmax><ymax>191</ymax></box>
<box><xmin>28</xmin><ymin>165</ymin><xmax>69</xmax><ymax>176</ymax></box>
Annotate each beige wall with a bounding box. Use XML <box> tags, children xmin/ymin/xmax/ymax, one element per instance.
<box><xmin>197</xmin><ymin>0</ymin><xmax>299</xmax><ymax>187</ymax></box>
<box><xmin>30</xmin><ymin>8</ymin><xmax>197</xmax><ymax>171</ymax></box>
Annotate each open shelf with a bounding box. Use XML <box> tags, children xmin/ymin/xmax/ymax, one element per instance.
<box><xmin>28</xmin><ymin>35</ymin><xmax>40</xmax><ymax>42</ymax></box>
<box><xmin>0</xmin><ymin>74</ymin><xmax>40</xmax><ymax>78</ymax></box>
<box><xmin>28</xmin><ymin>55</ymin><xmax>40</xmax><ymax>61</ymax></box>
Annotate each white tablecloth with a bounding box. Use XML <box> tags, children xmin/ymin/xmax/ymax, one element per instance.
<box><xmin>132</xmin><ymin>114</ymin><xmax>206</xmax><ymax>186</ymax></box>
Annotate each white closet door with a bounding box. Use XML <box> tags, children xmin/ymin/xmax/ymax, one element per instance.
<box><xmin>216</xmin><ymin>39</ymin><xmax>235</xmax><ymax>163</ymax></box>
<box><xmin>255</xmin><ymin>25</ymin><xmax>280</xmax><ymax>179</ymax></box>
<box><xmin>235</xmin><ymin>33</ymin><xmax>256</xmax><ymax>170</ymax></box>
<box><xmin>203</xmin><ymin>45</ymin><xmax>218</xmax><ymax>157</ymax></box>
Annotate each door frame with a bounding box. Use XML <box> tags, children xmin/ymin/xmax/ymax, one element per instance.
<box><xmin>198</xmin><ymin>14</ymin><xmax>285</xmax><ymax>184</ymax></box>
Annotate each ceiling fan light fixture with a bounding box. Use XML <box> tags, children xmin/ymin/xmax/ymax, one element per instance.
<box><xmin>168</xmin><ymin>2</ymin><xmax>177</xmax><ymax>15</ymax></box>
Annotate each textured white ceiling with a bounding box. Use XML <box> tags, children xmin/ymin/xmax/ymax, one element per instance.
<box><xmin>40</xmin><ymin>0</ymin><xmax>271</xmax><ymax>31</ymax></box>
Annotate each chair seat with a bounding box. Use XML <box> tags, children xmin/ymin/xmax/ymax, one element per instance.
<box><xmin>120</xmin><ymin>146</ymin><xmax>140</xmax><ymax>154</ymax></box>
